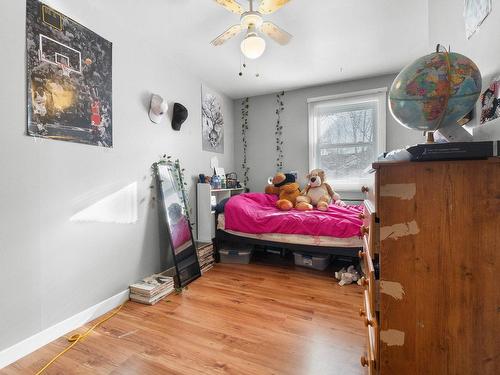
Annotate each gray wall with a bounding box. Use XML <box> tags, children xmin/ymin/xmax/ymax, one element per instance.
<box><xmin>0</xmin><ymin>0</ymin><xmax>234</xmax><ymax>351</ymax></box>
<box><xmin>234</xmin><ymin>74</ymin><xmax>422</xmax><ymax>194</ymax></box>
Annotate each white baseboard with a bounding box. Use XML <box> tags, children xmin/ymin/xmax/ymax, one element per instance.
<box><xmin>0</xmin><ymin>289</ymin><xmax>130</xmax><ymax>369</ymax></box>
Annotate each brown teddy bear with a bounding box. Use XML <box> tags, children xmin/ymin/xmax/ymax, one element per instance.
<box><xmin>296</xmin><ymin>169</ymin><xmax>344</xmax><ymax>211</ymax></box>
<box><xmin>265</xmin><ymin>172</ymin><xmax>301</xmax><ymax>211</ymax></box>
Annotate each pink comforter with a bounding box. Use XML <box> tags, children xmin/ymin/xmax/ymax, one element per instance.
<box><xmin>224</xmin><ymin>193</ymin><xmax>363</xmax><ymax>238</ymax></box>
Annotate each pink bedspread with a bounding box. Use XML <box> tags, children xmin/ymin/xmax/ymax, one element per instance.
<box><xmin>224</xmin><ymin>193</ymin><xmax>363</xmax><ymax>238</ymax></box>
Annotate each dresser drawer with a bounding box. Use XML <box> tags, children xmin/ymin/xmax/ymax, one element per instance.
<box><xmin>360</xmin><ymin>200</ymin><xmax>377</xmax><ymax>256</ymax></box>
<box><xmin>361</xmin><ymin>171</ymin><xmax>376</xmax><ymax>212</ymax></box>
<box><xmin>360</xmin><ymin>289</ymin><xmax>378</xmax><ymax>374</ymax></box>
<box><xmin>360</xmin><ymin>235</ymin><xmax>376</xmax><ymax>312</ymax></box>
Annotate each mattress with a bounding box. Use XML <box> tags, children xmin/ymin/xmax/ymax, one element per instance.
<box><xmin>222</xmin><ymin>192</ymin><xmax>364</xmax><ymax>239</ymax></box>
<box><xmin>217</xmin><ymin>214</ymin><xmax>363</xmax><ymax>248</ymax></box>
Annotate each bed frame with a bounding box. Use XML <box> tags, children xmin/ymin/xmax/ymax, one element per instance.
<box><xmin>212</xmin><ymin>196</ymin><xmax>365</xmax><ymax>262</ymax></box>
<box><xmin>214</xmin><ymin>227</ymin><xmax>361</xmax><ymax>261</ymax></box>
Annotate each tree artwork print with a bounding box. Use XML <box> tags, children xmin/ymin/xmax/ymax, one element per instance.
<box><xmin>201</xmin><ymin>86</ymin><xmax>224</xmax><ymax>154</ymax></box>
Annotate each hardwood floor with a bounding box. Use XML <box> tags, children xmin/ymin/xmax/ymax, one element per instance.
<box><xmin>4</xmin><ymin>262</ymin><xmax>366</xmax><ymax>375</ymax></box>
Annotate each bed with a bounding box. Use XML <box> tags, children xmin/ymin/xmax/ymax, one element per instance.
<box><xmin>214</xmin><ymin>193</ymin><xmax>364</xmax><ymax>258</ymax></box>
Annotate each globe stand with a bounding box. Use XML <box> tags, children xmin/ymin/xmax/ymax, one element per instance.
<box><xmin>425</xmin><ymin>131</ymin><xmax>435</xmax><ymax>144</ymax></box>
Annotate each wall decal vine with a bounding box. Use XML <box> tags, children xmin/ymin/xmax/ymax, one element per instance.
<box><xmin>275</xmin><ymin>91</ymin><xmax>285</xmax><ymax>171</ymax></box>
<box><xmin>241</xmin><ymin>97</ymin><xmax>250</xmax><ymax>187</ymax></box>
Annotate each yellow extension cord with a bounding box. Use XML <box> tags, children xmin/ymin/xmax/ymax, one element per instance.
<box><xmin>35</xmin><ymin>302</ymin><xmax>126</xmax><ymax>375</ymax></box>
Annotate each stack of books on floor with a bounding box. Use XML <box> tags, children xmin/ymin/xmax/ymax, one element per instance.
<box><xmin>129</xmin><ymin>273</ymin><xmax>174</xmax><ymax>305</ymax></box>
<box><xmin>197</xmin><ymin>243</ymin><xmax>215</xmax><ymax>274</ymax></box>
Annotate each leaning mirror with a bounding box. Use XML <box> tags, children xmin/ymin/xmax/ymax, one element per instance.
<box><xmin>154</xmin><ymin>161</ymin><xmax>201</xmax><ymax>287</ymax></box>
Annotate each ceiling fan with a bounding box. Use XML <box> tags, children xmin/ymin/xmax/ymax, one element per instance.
<box><xmin>211</xmin><ymin>0</ymin><xmax>293</xmax><ymax>60</ymax></box>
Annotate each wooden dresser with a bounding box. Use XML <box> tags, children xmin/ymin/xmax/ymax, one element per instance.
<box><xmin>358</xmin><ymin>159</ymin><xmax>500</xmax><ymax>375</ymax></box>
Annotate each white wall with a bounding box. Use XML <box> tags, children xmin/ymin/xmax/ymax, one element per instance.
<box><xmin>429</xmin><ymin>0</ymin><xmax>500</xmax><ymax>138</ymax></box>
<box><xmin>234</xmin><ymin>74</ymin><xmax>423</xmax><ymax>194</ymax></box>
<box><xmin>0</xmin><ymin>0</ymin><xmax>234</xmax><ymax>352</ymax></box>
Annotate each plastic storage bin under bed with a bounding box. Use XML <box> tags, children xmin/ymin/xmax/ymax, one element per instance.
<box><xmin>293</xmin><ymin>252</ymin><xmax>331</xmax><ymax>271</ymax></box>
<box><xmin>219</xmin><ymin>248</ymin><xmax>253</xmax><ymax>264</ymax></box>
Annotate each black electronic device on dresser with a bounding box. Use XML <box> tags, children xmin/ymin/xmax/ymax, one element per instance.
<box><xmin>406</xmin><ymin>140</ymin><xmax>498</xmax><ymax>161</ymax></box>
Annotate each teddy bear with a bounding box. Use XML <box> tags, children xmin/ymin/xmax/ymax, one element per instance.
<box><xmin>295</xmin><ymin>169</ymin><xmax>344</xmax><ymax>211</ymax></box>
<box><xmin>265</xmin><ymin>172</ymin><xmax>301</xmax><ymax>211</ymax></box>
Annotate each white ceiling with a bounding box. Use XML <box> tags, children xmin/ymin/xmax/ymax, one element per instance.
<box><xmin>51</xmin><ymin>0</ymin><xmax>430</xmax><ymax>99</ymax></box>
<box><xmin>164</xmin><ymin>0</ymin><xmax>430</xmax><ymax>99</ymax></box>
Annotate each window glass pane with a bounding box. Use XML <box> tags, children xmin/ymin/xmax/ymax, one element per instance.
<box><xmin>319</xmin><ymin>145</ymin><xmax>376</xmax><ymax>182</ymax></box>
<box><xmin>312</xmin><ymin>98</ymin><xmax>380</xmax><ymax>188</ymax></box>
<box><xmin>318</xmin><ymin>101</ymin><xmax>377</xmax><ymax>146</ymax></box>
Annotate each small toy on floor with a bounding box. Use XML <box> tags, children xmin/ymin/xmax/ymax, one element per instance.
<box><xmin>334</xmin><ymin>265</ymin><xmax>361</xmax><ymax>286</ymax></box>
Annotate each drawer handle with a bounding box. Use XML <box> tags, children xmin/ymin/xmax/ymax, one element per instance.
<box><xmin>360</xmin><ymin>276</ymin><xmax>369</xmax><ymax>287</ymax></box>
<box><xmin>360</xmin><ymin>355</ymin><xmax>369</xmax><ymax>367</ymax></box>
<box><xmin>361</xmin><ymin>186</ymin><xmax>369</xmax><ymax>193</ymax></box>
<box><xmin>359</xmin><ymin>308</ymin><xmax>366</xmax><ymax>317</ymax></box>
<box><xmin>358</xmin><ymin>250</ymin><xmax>365</xmax><ymax>259</ymax></box>
<box><xmin>364</xmin><ymin>318</ymin><xmax>375</xmax><ymax>327</ymax></box>
<box><xmin>358</xmin><ymin>213</ymin><xmax>366</xmax><ymax>219</ymax></box>
<box><xmin>361</xmin><ymin>225</ymin><xmax>369</xmax><ymax>235</ymax></box>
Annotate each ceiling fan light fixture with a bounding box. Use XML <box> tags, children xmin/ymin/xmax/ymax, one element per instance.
<box><xmin>240</xmin><ymin>11</ymin><xmax>263</xmax><ymax>29</ymax></box>
<box><xmin>240</xmin><ymin>32</ymin><xmax>266</xmax><ymax>59</ymax></box>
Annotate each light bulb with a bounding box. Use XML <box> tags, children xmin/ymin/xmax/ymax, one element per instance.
<box><xmin>240</xmin><ymin>32</ymin><xmax>266</xmax><ymax>60</ymax></box>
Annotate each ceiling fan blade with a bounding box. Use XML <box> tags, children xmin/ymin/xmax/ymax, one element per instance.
<box><xmin>210</xmin><ymin>24</ymin><xmax>243</xmax><ymax>46</ymax></box>
<box><xmin>213</xmin><ymin>0</ymin><xmax>244</xmax><ymax>15</ymax></box>
<box><xmin>260</xmin><ymin>22</ymin><xmax>292</xmax><ymax>45</ymax></box>
<box><xmin>258</xmin><ymin>0</ymin><xmax>290</xmax><ymax>14</ymax></box>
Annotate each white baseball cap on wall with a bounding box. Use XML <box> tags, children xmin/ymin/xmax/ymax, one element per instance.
<box><xmin>149</xmin><ymin>94</ymin><xmax>168</xmax><ymax>124</ymax></box>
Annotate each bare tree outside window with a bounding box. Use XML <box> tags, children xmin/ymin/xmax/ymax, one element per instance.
<box><xmin>309</xmin><ymin>90</ymin><xmax>386</xmax><ymax>190</ymax></box>
<box><xmin>311</xmin><ymin>99</ymin><xmax>380</xmax><ymax>189</ymax></box>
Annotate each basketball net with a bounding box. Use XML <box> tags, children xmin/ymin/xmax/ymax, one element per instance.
<box><xmin>59</xmin><ymin>63</ymin><xmax>71</xmax><ymax>77</ymax></box>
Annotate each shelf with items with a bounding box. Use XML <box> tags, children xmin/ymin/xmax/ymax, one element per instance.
<box><xmin>196</xmin><ymin>183</ymin><xmax>245</xmax><ymax>242</ymax></box>
<box><xmin>210</xmin><ymin>187</ymin><xmax>245</xmax><ymax>192</ymax></box>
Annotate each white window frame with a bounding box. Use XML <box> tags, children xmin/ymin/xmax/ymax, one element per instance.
<box><xmin>307</xmin><ymin>88</ymin><xmax>387</xmax><ymax>192</ymax></box>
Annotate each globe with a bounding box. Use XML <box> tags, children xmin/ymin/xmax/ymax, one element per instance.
<box><xmin>389</xmin><ymin>50</ymin><xmax>482</xmax><ymax>131</ymax></box>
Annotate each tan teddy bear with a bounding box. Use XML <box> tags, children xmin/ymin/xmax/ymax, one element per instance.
<box><xmin>295</xmin><ymin>169</ymin><xmax>343</xmax><ymax>211</ymax></box>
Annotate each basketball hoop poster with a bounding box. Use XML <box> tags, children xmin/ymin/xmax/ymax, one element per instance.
<box><xmin>26</xmin><ymin>0</ymin><xmax>112</xmax><ymax>147</ymax></box>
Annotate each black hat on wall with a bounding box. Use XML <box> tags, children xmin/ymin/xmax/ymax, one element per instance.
<box><xmin>171</xmin><ymin>103</ymin><xmax>188</xmax><ymax>131</ymax></box>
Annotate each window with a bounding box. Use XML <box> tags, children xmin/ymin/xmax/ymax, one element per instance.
<box><xmin>308</xmin><ymin>88</ymin><xmax>386</xmax><ymax>191</ymax></box>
